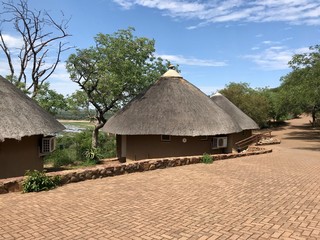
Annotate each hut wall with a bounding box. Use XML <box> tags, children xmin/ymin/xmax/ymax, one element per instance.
<box><xmin>0</xmin><ymin>135</ymin><xmax>43</xmax><ymax>179</ymax></box>
<box><xmin>227</xmin><ymin>130</ymin><xmax>253</xmax><ymax>152</ymax></box>
<box><xmin>125</xmin><ymin>135</ymin><xmax>223</xmax><ymax>161</ymax></box>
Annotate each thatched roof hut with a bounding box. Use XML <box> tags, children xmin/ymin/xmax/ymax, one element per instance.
<box><xmin>104</xmin><ymin>70</ymin><xmax>243</xmax><ymax>136</ymax></box>
<box><xmin>211</xmin><ymin>92</ymin><xmax>259</xmax><ymax>130</ymax></box>
<box><xmin>0</xmin><ymin>75</ymin><xmax>65</xmax><ymax>141</ymax></box>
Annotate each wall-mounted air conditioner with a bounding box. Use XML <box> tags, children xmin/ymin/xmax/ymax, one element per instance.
<box><xmin>212</xmin><ymin>137</ymin><xmax>227</xmax><ymax>149</ymax></box>
<box><xmin>41</xmin><ymin>137</ymin><xmax>56</xmax><ymax>155</ymax></box>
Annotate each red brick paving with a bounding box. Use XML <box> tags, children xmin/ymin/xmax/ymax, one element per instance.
<box><xmin>0</xmin><ymin>116</ymin><xmax>320</xmax><ymax>239</ymax></box>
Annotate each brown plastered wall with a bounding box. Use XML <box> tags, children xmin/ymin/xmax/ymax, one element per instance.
<box><xmin>0</xmin><ymin>135</ymin><xmax>43</xmax><ymax>179</ymax></box>
<box><xmin>116</xmin><ymin>135</ymin><xmax>122</xmax><ymax>158</ymax></box>
<box><xmin>227</xmin><ymin>130</ymin><xmax>252</xmax><ymax>153</ymax></box>
<box><xmin>124</xmin><ymin>131</ymin><xmax>253</xmax><ymax>161</ymax></box>
<box><xmin>125</xmin><ymin>135</ymin><xmax>224</xmax><ymax>161</ymax></box>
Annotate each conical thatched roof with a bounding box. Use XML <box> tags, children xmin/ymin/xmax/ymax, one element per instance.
<box><xmin>211</xmin><ymin>92</ymin><xmax>259</xmax><ymax>130</ymax></box>
<box><xmin>103</xmin><ymin>70</ymin><xmax>243</xmax><ymax>136</ymax></box>
<box><xmin>0</xmin><ymin>76</ymin><xmax>65</xmax><ymax>141</ymax></box>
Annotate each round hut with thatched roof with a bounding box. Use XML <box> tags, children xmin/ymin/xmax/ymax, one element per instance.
<box><xmin>0</xmin><ymin>76</ymin><xmax>65</xmax><ymax>178</ymax></box>
<box><xmin>103</xmin><ymin>68</ymin><xmax>258</xmax><ymax>161</ymax></box>
<box><xmin>211</xmin><ymin>92</ymin><xmax>259</xmax><ymax>152</ymax></box>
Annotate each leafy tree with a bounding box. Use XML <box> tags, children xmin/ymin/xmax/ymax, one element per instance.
<box><xmin>280</xmin><ymin>45</ymin><xmax>320</xmax><ymax>125</ymax></box>
<box><xmin>66</xmin><ymin>27</ymin><xmax>171</xmax><ymax>148</ymax></box>
<box><xmin>260</xmin><ymin>87</ymin><xmax>289</xmax><ymax>122</ymax></box>
<box><xmin>219</xmin><ymin>82</ymin><xmax>270</xmax><ymax>127</ymax></box>
<box><xmin>35</xmin><ymin>82</ymin><xmax>68</xmax><ymax>116</ymax></box>
<box><xmin>0</xmin><ymin>0</ymin><xmax>71</xmax><ymax>98</ymax></box>
<box><xmin>67</xmin><ymin>90</ymin><xmax>95</xmax><ymax>120</ymax></box>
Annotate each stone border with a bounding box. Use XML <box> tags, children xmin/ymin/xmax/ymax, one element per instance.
<box><xmin>256</xmin><ymin>138</ymin><xmax>281</xmax><ymax>145</ymax></box>
<box><xmin>0</xmin><ymin>148</ymin><xmax>272</xmax><ymax>194</ymax></box>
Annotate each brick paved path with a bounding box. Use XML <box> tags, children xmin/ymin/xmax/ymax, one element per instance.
<box><xmin>0</xmin><ymin>116</ymin><xmax>320</xmax><ymax>240</ymax></box>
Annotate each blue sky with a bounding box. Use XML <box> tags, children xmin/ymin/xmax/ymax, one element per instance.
<box><xmin>0</xmin><ymin>0</ymin><xmax>319</xmax><ymax>95</ymax></box>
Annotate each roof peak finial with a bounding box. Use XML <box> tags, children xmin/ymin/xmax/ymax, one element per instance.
<box><xmin>162</xmin><ymin>65</ymin><xmax>182</xmax><ymax>78</ymax></box>
<box><xmin>168</xmin><ymin>64</ymin><xmax>175</xmax><ymax>70</ymax></box>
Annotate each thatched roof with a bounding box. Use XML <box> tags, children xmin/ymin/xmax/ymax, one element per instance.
<box><xmin>0</xmin><ymin>76</ymin><xmax>65</xmax><ymax>141</ymax></box>
<box><xmin>103</xmin><ymin>70</ymin><xmax>243</xmax><ymax>136</ymax></box>
<box><xmin>211</xmin><ymin>92</ymin><xmax>259</xmax><ymax>130</ymax></box>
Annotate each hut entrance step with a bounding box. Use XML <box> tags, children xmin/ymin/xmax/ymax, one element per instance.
<box><xmin>235</xmin><ymin>131</ymin><xmax>272</xmax><ymax>151</ymax></box>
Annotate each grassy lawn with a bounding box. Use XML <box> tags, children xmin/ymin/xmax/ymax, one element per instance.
<box><xmin>58</xmin><ymin>120</ymin><xmax>94</xmax><ymax>129</ymax></box>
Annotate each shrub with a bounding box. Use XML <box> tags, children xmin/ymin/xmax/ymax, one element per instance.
<box><xmin>83</xmin><ymin>147</ymin><xmax>102</xmax><ymax>163</ymax></box>
<box><xmin>47</xmin><ymin>149</ymin><xmax>75</xmax><ymax>168</ymax></box>
<box><xmin>44</xmin><ymin>130</ymin><xmax>116</xmax><ymax>168</ymax></box>
<box><xmin>201</xmin><ymin>153</ymin><xmax>214</xmax><ymax>164</ymax></box>
<box><xmin>73</xmin><ymin>130</ymin><xmax>116</xmax><ymax>160</ymax></box>
<box><xmin>22</xmin><ymin>170</ymin><xmax>60</xmax><ymax>193</ymax></box>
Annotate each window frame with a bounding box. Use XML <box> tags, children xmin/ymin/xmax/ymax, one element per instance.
<box><xmin>161</xmin><ymin>135</ymin><xmax>171</xmax><ymax>142</ymax></box>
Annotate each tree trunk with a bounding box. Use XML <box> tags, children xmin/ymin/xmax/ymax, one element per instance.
<box><xmin>91</xmin><ymin>116</ymin><xmax>107</xmax><ymax>149</ymax></box>
<box><xmin>92</xmin><ymin>127</ymin><xmax>99</xmax><ymax>149</ymax></box>
<box><xmin>311</xmin><ymin>107</ymin><xmax>316</xmax><ymax>127</ymax></box>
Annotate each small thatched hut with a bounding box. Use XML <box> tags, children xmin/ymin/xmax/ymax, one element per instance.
<box><xmin>211</xmin><ymin>92</ymin><xmax>259</xmax><ymax>150</ymax></box>
<box><xmin>103</xmin><ymin>68</ymin><xmax>258</xmax><ymax>161</ymax></box>
<box><xmin>0</xmin><ymin>76</ymin><xmax>64</xmax><ymax>178</ymax></box>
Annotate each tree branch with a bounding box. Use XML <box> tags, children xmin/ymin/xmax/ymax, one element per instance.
<box><xmin>0</xmin><ymin>0</ymin><xmax>71</xmax><ymax>97</ymax></box>
<box><xmin>0</xmin><ymin>31</ymin><xmax>15</xmax><ymax>79</ymax></box>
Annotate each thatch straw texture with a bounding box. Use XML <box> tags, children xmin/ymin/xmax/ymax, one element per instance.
<box><xmin>104</xmin><ymin>74</ymin><xmax>243</xmax><ymax>136</ymax></box>
<box><xmin>211</xmin><ymin>92</ymin><xmax>259</xmax><ymax>130</ymax></box>
<box><xmin>0</xmin><ymin>76</ymin><xmax>65</xmax><ymax>141</ymax></box>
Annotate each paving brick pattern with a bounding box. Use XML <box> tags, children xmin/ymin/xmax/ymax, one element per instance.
<box><xmin>0</xmin><ymin>116</ymin><xmax>320</xmax><ymax>239</ymax></box>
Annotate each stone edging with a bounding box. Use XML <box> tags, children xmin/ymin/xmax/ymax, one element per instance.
<box><xmin>0</xmin><ymin>148</ymin><xmax>272</xmax><ymax>194</ymax></box>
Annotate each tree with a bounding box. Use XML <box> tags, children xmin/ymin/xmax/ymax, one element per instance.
<box><xmin>66</xmin><ymin>27</ymin><xmax>171</xmax><ymax>148</ymax></box>
<box><xmin>260</xmin><ymin>87</ymin><xmax>289</xmax><ymax>122</ymax></box>
<box><xmin>35</xmin><ymin>82</ymin><xmax>68</xmax><ymax>116</ymax></box>
<box><xmin>280</xmin><ymin>45</ymin><xmax>320</xmax><ymax>125</ymax></box>
<box><xmin>219</xmin><ymin>82</ymin><xmax>270</xmax><ymax>127</ymax></box>
<box><xmin>0</xmin><ymin>0</ymin><xmax>71</xmax><ymax>98</ymax></box>
<box><xmin>67</xmin><ymin>90</ymin><xmax>95</xmax><ymax>121</ymax></box>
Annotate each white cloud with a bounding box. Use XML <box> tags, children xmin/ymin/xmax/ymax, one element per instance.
<box><xmin>243</xmin><ymin>45</ymin><xmax>311</xmax><ymax>70</ymax></box>
<box><xmin>112</xmin><ymin>0</ymin><xmax>134</xmax><ymax>9</ymax></box>
<box><xmin>0</xmin><ymin>34</ymin><xmax>76</xmax><ymax>96</ymax></box>
<box><xmin>113</xmin><ymin>0</ymin><xmax>320</xmax><ymax>28</ymax></box>
<box><xmin>0</xmin><ymin>34</ymin><xmax>23</xmax><ymax>49</ymax></box>
<box><xmin>46</xmin><ymin>63</ymin><xmax>80</xmax><ymax>96</ymax></box>
<box><xmin>49</xmin><ymin>79</ymin><xmax>79</xmax><ymax>96</ymax></box>
<box><xmin>114</xmin><ymin>0</ymin><xmax>205</xmax><ymax>14</ymax></box>
<box><xmin>157</xmin><ymin>54</ymin><xmax>227</xmax><ymax>67</ymax></box>
<box><xmin>49</xmin><ymin>64</ymin><xmax>69</xmax><ymax>81</ymax></box>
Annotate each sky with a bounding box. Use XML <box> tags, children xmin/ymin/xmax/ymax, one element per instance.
<box><xmin>0</xmin><ymin>0</ymin><xmax>319</xmax><ymax>96</ymax></box>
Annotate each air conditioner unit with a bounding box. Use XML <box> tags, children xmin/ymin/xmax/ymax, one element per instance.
<box><xmin>41</xmin><ymin>137</ymin><xmax>56</xmax><ymax>154</ymax></box>
<box><xmin>212</xmin><ymin>137</ymin><xmax>228</xmax><ymax>149</ymax></box>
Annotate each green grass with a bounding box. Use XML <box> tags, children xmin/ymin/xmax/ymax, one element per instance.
<box><xmin>201</xmin><ymin>153</ymin><xmax>214</xmax><ymax>164</ymax></box>
<box><xmin>59</xmin><ymin>120</ymin><xmax>94</xmax><ymax>129</ymax></box>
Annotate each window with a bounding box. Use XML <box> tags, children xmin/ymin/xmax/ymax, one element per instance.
<box><xmin>161</xmin><ymin>135</ymin><xmax>171</xmax><ymax>142</ymax></box>
<box><xmin>200</xmin><ymin>136</ymin><xmax>208</xmax><ymax>141</ymax></box>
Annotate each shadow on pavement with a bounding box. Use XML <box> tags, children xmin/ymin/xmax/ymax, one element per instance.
<box><xmin>283</xmin><ymin>126</ymin><xmax>320</xmax><ymax>151</ymax></box>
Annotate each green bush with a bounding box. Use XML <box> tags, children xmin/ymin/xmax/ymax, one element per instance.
<box><xmin>73</xmin><ymin>130</ymin><xmax>116</xmax><ymax>160</ymax></box>
<box><xmin>83</xmin><ymin>147</ymin><xmax>102</xmax><ymax>163</ymax></box>
<box><xmin>48</xmin><ymin>149</ymin><xmax>74</xmax><ymax>168</ymax></box>
<box><xmin>201</xmin><ymin>153</ymin><xmax>214</xmax><ymax>164</ymax></box>
<box><xmin>22</xmin><ymin>170</ymin><xmax>60</xmax><ymax>193</ymax></box>
<box><xmin>44</xmin><ymin>130</ymin><xmax>116</xmax><ymax>168</ymax></box>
